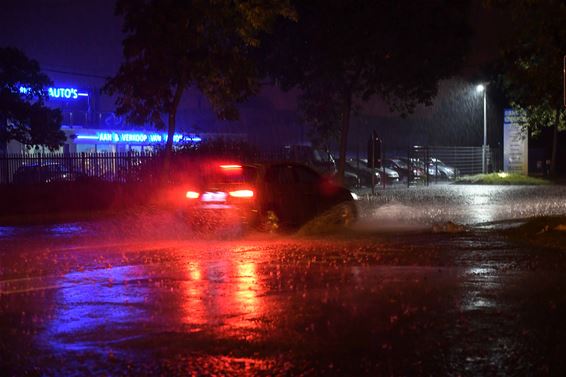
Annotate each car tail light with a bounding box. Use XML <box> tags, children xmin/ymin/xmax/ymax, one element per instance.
<box><xmin>229</xmin><ymin>189</ymin><xmax>254</xmax><ymax>198</ymax></box>
<box><xmin>186</xmin><ymin>191</ymin><xmax>200</xmax><ymax>199</ymax></box>
<box><xmin>220</xmin><ymin>164</ymin><xmax>242</xmax><ymax>170</ymax></box>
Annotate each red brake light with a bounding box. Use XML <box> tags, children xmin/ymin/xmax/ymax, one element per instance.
<box><xmin>186</xmin><ymin>191</ymin><xmax>200</xmax><ymax>199</ymax></box>
<box><xmin>229</xmin><ymin>189</ymin><xmax>254</xmax><ymax>198</ymax></box>
<box><xmin>220</xmin><ymin>164</ymin><xmax>242</xmax><ymax>170</ymax></box>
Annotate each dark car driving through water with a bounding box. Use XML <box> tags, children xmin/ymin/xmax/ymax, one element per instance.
<box><xmin>180</xmin><ymin>160</ymin><xmax>358</xmax><ymax>232</ymax></box>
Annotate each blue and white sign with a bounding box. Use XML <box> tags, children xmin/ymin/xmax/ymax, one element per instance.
<box><xmin>503</xmin><ymin>108</ymin><xmax>528</xmax><ymax>174</ymax></box>
<box><xmin>75</xmin><ymin>130</ymin><xmax>201</xmax><ymax>145</ymax></box>
<box><xmin>19</xmin><ymin>86</ymin><xmax>89</xmax><ymax>100</ymax></box>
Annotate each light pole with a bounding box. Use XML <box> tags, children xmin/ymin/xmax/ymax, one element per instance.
<box><xmin>476</xmin><ymin>84</ymin><xmax>487</xmax><ymax>173</ymax></box>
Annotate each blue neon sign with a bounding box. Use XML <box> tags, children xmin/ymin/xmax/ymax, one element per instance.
<box><xmin>19</xmin><ymin>86</ymin><xmax>89</xmax><ymax>100</ymax></box>
<box><xmin>75</xmin><ymin>131</ymin><xmax>201</xmax><ymax>144</ymax></box>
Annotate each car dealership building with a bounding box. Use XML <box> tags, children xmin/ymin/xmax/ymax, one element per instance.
<box><xmin>4</xmin><ymin>84</ymin><xmax>243</xmax><ymax>154</ymax></box>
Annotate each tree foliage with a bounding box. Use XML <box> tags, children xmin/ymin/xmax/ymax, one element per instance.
<box><xmin>264</xmin><ymin>0</ymin><xmax>471</xmax><ymax>178</ymax></box>
<box><xmin>104</xmin><ymin>0</ymin><xmax>295</xmax><ymax>153</ymax></box>
<box><xmin>493</xmin><ymin>0</ymin><xmax>566</xmax><ymax>175</ymax></box>
<box><xmin>0</xmin><ymin>47</ymin><xmax>64</xmax><ymax>150</ymax></box>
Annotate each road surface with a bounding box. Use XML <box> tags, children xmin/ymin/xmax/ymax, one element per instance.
<box><xmin>1</xmin><ymin>185</ymin><xmax>566</xmax><ymax>376</ymax></box>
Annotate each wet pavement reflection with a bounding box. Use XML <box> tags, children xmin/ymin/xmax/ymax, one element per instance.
<box><xmin>1</xmin><ymin>185</ymin><xmax>566</xmax><ymax>375</ymax></box>
<box><xmin>362</xmin><ymin>184</ymin><xmax>566</xmax><ymax>226</ymax></box>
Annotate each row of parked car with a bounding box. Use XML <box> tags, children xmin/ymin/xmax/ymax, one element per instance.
<box><xmin>12</xmin><ymin>163</ymin><xmax>76</xmax><ymax>184</ymax></box>
<box><xmin>384</xmin><ymin>157</ymin><xmax>459</xmax><ymax>182</ymax></box>
<box><xmin>282</xmin><ymin>145</ymin><xmax>461</xmax><ymax>189</ymax></box>
<box><xmin>341</xmin><ymin>157</ymin><xmax>458</xmax><ymax>189</ymax></box>
<box><xmin>9</xmin><ymin>147</ymin><xmax>459</xmax><ymax>188</ymax></box>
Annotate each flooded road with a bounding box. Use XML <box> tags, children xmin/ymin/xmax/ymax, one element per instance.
<box><xmin>360</xmin><ymin>184</ymin><xmax>566</xmax><ymax>226</ymax></box>
<box><xmin>1</xmin><ymin>185</ymin><xmax>566</xmax><ymax>376</ymax></box>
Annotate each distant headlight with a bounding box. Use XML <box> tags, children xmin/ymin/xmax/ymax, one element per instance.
<box><xmin>350</xmin><ymin>192</ymin><xmax>359</xmax><ymax>200</ymax></box>
<box><xmin>388</xmin><ymin>171</ymin><xmax>399</xmax><ymax>178</ymax></box>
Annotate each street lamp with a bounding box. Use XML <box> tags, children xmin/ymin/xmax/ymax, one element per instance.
<box><xmin>476</xmin><ymin>84</ymin><xmax>487</xmax><ymax>174</ymax></box>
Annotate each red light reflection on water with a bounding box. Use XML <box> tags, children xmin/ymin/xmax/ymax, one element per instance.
<box><xmin>234</xmin><ymin>261</ymin><xmax>259</xmax><ymax>314</ymax></box>
<box><xmin>181</xmin><ymin>245</ymin><xmax>266</xmax><ymax>339</ymax></box>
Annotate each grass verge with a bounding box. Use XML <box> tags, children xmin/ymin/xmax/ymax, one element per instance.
<box><xmin>455</xmin><ymin>173</ymin><xmax>551</xmax><ymax>185</ymax></box>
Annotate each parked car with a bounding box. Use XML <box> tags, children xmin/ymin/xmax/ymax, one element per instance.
<box><xmin>338</xmin><ymin>158</ymin><xmax>379</xmax><ymax>187</ymax></box>
<box><xmin>383</xmin><ymin>158</ymin><xmax>424</xmax><ymax>182</ymax></box>
<box><xmin>181</xmin><ymin>161</ymin><xmax>358</xmax><ymax>232</ymax></box>
<box><xmin>350</xmin><ymin>158</ymin><xmax>400</xmax><ymax>186</ymax></box>
<box><xmin>398</xmin><ymin>157</ymin><xmax>442</xmax><ymax>180</ymax></box>
<box><xmin>427</xmin><ymin>158</ymin><xmax>459</xmax><ymax>180</ymax></box>
<box><xmin>342</xmin><ymin>170</ymin><xmax>361</xmax><ymax>189</ymax></box>
<box><xmin>12</xmin><ymin>163</ymin><xmax>74</xmax><ymax>184</ymax></box>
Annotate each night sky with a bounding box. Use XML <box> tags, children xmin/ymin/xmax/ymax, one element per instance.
<box><xmin>0</xmin><ymin>0</ymin><xmax>121</xmax><ymax>88</ymax></box>
<box><xmin>0</xmin><ymin>0</ymin><xmax>504</xmax><ymax>149</ymax></box>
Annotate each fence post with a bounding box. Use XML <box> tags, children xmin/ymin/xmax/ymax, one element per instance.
<box><xmin>407</xmin><ymin>146</ymin><xmax>410</xmax><ymax>188</ymax></box>
<box><xmin>3</xmin><ymin>154</ymin><xmax>8</xmax><ymax>184</ymax></box>
<box><xmin>426</xmin><ymin>147</ymin><xmax>430</xmax><ymax>186</ymax></box>
<box><xmin>382</xmin><ymin>145</ymin><xmax>386</xmax><ymax>190</ymax></box>
<box><xmin>127</xmin><ymin>151</ymin><xmax>132</xmax><ymax>183</ymax></box>
<box><xmin>37</xmin><ymin>153</ymin><xmax>42</xmax><ymax>183</ymax></box>
<box><xmin>81</xmin><ymin>152</ymin><xmax>86</xmax><ymax>176</ymax></box>
<box><xmin>94</xmin><ymin>152</ymin><xmax>99</xmax><ymax>177</ymax></box>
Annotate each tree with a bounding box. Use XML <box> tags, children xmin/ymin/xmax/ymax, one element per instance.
<box><xmin>264</xmin><ymin>0</ymin><xmax>471</xmax><ymax>179</ymax></box>
<box><xmin>493</xmin><ymin>0</ymin><xmax>566</xmax><ymax>176</ymax></box>
<box><xmin>0</xmin><ymin>47</ymin><xmax>64</xmax><ymax>150</ymax></box>
<box><xmin>104</xmin><ymin>0</ymin><xmax>295</xmax><ymax>157</ymax></box>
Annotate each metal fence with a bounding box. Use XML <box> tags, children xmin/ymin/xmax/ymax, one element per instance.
<box><xmin>406</xmin><ymin>145</ymin><xmax>501</xmax><ymax>186</ymax></box>
<box><xmin>0</xmin><ymin>152</ymin><xmax>157</xmax><ymax>184</ymax></box>
<box><xmin>0</xmin><ymin>146</ymin><xmax>502</xmax><ymax>185</ymax></box>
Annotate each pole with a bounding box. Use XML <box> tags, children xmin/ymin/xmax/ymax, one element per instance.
<box><xmin>482</xmin><ymin>90</ymin><xmax>487</xmax><ymax>174</ymax></box>
<box><xmin>382</xmin><ymin>145</ymin><xmax>385</xmax><ymax>189</ymax></box>
<box><xmin>371</xmin><ymin>139</ymin><xmax>375</xmax><ymax>195</ymax></box>
<box><xmin>407</xmin><ymin>146</ymin><xmax>410</xmax><ymax>188</ymax></box>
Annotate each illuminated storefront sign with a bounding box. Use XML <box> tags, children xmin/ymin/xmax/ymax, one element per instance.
<box><xmin>75</xmin><ymin>131</ymin><xmax>202</xmax><ymax>144</ymax></box>
<box><xmin>19</xmin><ymin>86</ymin><xmax>89</xmax><ymax>100</ymax></box>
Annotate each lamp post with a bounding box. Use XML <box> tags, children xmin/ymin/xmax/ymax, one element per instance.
<box><xmin>476</xmin><ymin>84</ymin><xmax>487</xmax><ymax>173</ymax></box>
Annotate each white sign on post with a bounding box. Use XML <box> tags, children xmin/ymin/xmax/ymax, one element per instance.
<box><xmin>503</xmin><ymin>109</ymin><xmax>528</xmax><ymax>174</ymax></box>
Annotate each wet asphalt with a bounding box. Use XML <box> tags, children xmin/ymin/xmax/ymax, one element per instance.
<box><xmin>1</xmin><ymin>185</ymin><xmax>566</xmax><ymax>376</ymax></box>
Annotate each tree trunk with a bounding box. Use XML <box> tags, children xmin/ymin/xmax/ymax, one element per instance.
<box><xmin>165</xmin><ymin>113</ymin><xmax>176</xmax><ymax>156</ymax></box>
<box><xmin>337</xmin><ymin>91</ymin><xmax>352</xmax><ymax>182</ymax></box>
<box><xmin>550</xmin><ymin>109</ymin><xmax>559</xmax><ymax>177</ymax></box>
<box><xmin>162</xmin><ymin>83</ymin><xmax>185</xmax><ymax>182</ymax></box>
